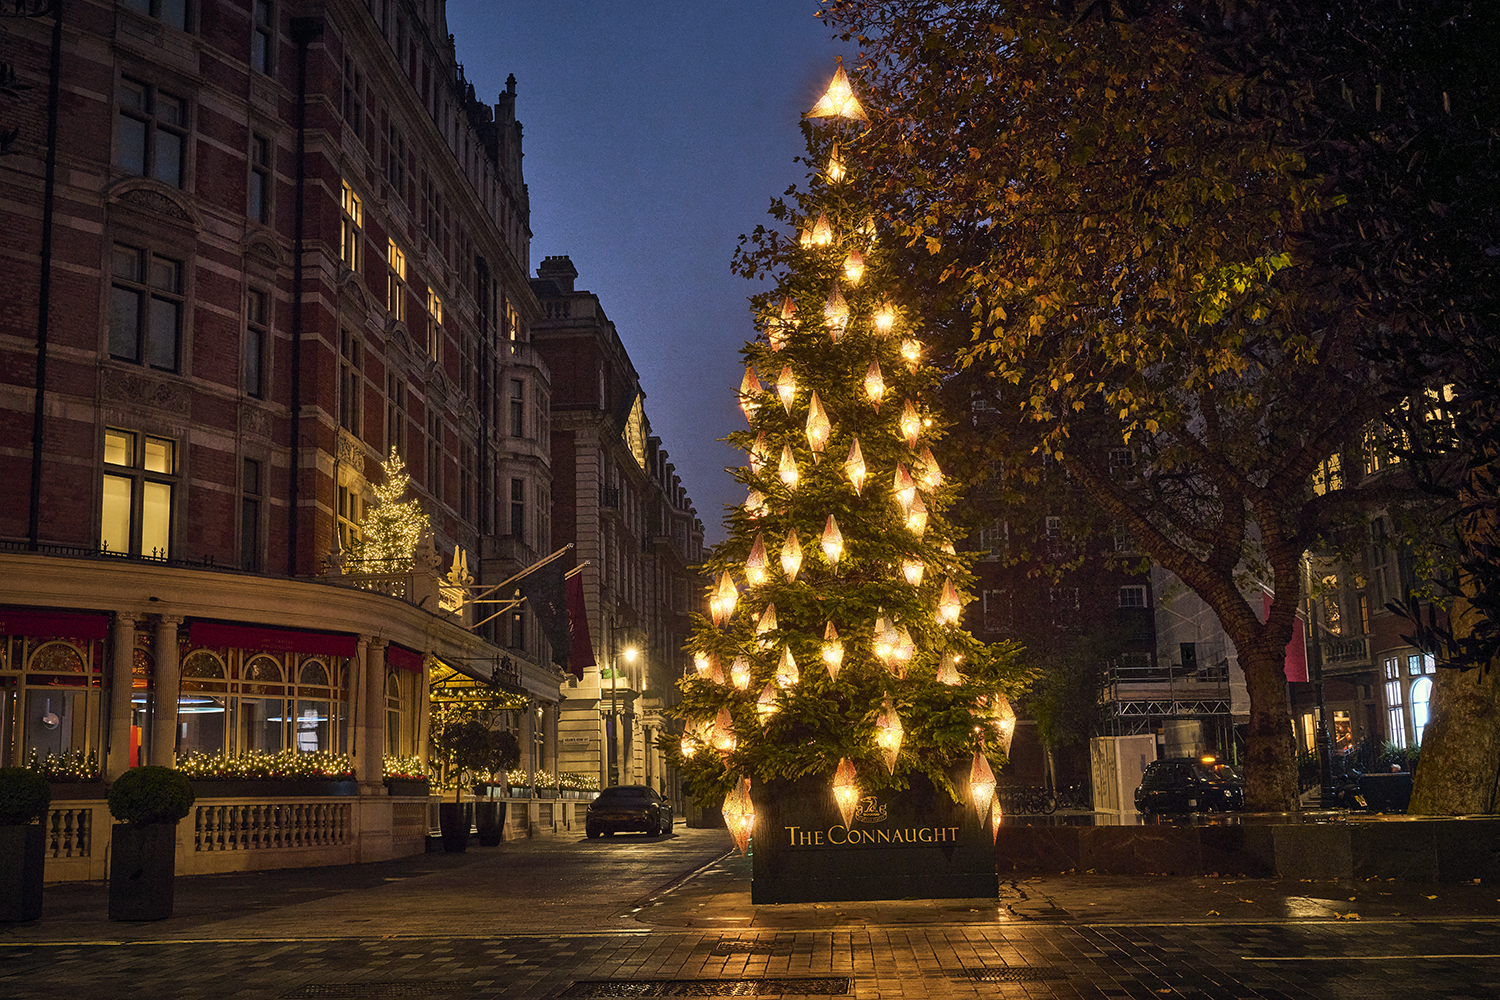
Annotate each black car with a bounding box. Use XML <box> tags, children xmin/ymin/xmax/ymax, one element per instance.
<box><xmin>1134</xmin><ymin>756</ymin><xmax>1244</xmax><ymax>814</ymax></box>
<box><xmin>585</xmin><ymin>785</ymin><xmax>674</xmax><ymax>838</ymax></box>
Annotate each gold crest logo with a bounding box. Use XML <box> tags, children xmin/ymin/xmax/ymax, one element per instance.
<box><xmin>852</xmin><ymin>795</ymin><xmax>887</xmax><ymax>823</ymax></box>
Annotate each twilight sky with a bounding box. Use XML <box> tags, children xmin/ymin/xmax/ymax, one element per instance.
<box><xmin>443</xmin><ymin>1</ymin><xmax>855</xmax><ymax>545</ymax></box>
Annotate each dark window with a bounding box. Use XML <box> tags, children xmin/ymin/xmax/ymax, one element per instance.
<box><xmin>342</xmin><ymin>56</ymin><xmax>364</xmax><ymax>138</ymax></box>
<box><xmin>122</xmin><ymin>0</ymin><xmax>189</xmax><ymax>32</ymax></box>
<box><xmin>110</xmin><ymin>243</ymin><xmax>183</xmax><ymax>371</ymax></box>
<box><xmin>386</xmin><ymin>373</ymin><xmax>406</xmax><ymax>458</ymax></box>
<box><xmin>339</xmin><ymin>330</ymin><xmax>361</xmax><ymax>435</ymax></box>
<box><xmin>241</xmin><ymin>458</ymin><xmax>262</xmax><ymax>571</ymax></box>
<box><xmin>510</xmin><ymin>478</ymin><xmax>524</xmax><ymax>540</ymax></box>
<box><xmin>250</xmin><ymin>0</ymin><xmax>274</xmax><ymax>75</ymax></box>
<box><xmin>116</xmin><ymin>78</ymin><xmax>186</xmax><ymax>187</ymax></box>
<box><xmin>248</xmin><ymin>132</ymin><xmax>271</xmax><ymax>224</ymax></box>
<box><xmin>244</xmin><ymin>288</ymin><xmax>267</xmax><ymax>397</ymax></box>
<box><xmin>509</xmin><ymin>379</ymin><xmax>524</xmax><ymax>437</ymax></box>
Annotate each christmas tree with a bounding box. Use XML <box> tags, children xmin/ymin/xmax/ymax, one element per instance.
<box><xmin>670</xmin><ymin>64</ymin><xmax>1029</xmax><ymax>849</ymax></box>
<box><xmin>346</xmin><ymin>449</ymin><xmax>430</xmax><ymax>573</ymax></box>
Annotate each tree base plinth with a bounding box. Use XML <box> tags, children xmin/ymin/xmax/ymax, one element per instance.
<box><xmin>750</xmin><ymin>771</ymin><xmax>996</xmax><ymax>904</ymax></box>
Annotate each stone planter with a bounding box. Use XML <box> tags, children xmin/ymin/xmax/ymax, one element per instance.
<box><xmin>48</xmin><ymin>781</ymin><xmax>107</xmax><ymax>801</ymax></box>
<box><xmin>438</xmin><ymin>802</ymin><xmax>471</xmax><ymax>853</ymax></box>
<box><xmin>0</xmin><ymin>824</ymin><xmax>45</xmax><ymax>922</ymax></box>
<box><xmin>474</xmin><ymin>800</ymin><xmax>508</xmax><ymax>847</ymax></box>
<box><xmin>384</xmin><ymin>779</ymin><xmax>431</xmax><ymax>798</ymax></box>
<box><xmin>750</xmin><ymin>769</ymin><xmax>997</xmax><ymax>904</ymax></box>
<box><xmin>108</xmin><ymin>822</ymin><xmax>179</xmax><ymax>921</ymax></box>
<box><xmin>190</xmin><ymin>779</ymin><xmax>358</xmax><ymax>798</ymax></box>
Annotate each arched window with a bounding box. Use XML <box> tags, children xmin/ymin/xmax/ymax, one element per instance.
<box><xmin>294</xmin><ymin>658</ymin><xmax>337</xmax><ymax>752</ymax></box>
<box><xmin>22</xmin><ymin>641</ymin><xmax>93</xmax><ymax>762</ymax></box>
<box><xmin>240</xmin><ymin>654</ymin><xmax>286</xmax><ymax>753</ymax></box>
<box><xmin>1411</xmin><ymin>677</ymin><xmax>1434</xmax><ymax>746</ymax></box>
<box><xmin>178</xmin><ymin>650</ymin><xmax>227</xmax><ymax>755</ymax></box>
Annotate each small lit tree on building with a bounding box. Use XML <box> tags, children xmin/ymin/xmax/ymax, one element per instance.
<box><xmin>669</xmin><ymin>64</ymin><xmax>1030</xmax><ymax>851</ymax></box>
<box><xmin>346</xmin><ymin>449</ymin><xmax>430</xmax><ymax>573</ymax></box>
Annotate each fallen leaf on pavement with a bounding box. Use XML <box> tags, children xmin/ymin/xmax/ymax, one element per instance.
<box><xmin>1335</xmin><ymin>912</ymin><xmax>1360</xmax><ymax>920</ymax></box>
<box><xmin>1427</xmin><ymin>895</ymin><xmax>1439</xmax><ymax>900</ymax></box>
<box><xmin>1206</xmin><ymin>910</ymin><xmax>1220</xmax><ymax>916</ymax></box>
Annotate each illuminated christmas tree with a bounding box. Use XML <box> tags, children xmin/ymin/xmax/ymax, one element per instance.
<box><xmin>346</xmin><ymin>449</ymin><xmax>430</xmax><ymax>573</ymax></box>
<box><xmin>671</xmin><ymin>64</ymin><xmax>1029</xmax><ymax>851</ymax></box>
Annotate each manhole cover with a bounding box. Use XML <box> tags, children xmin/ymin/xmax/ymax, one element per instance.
<box><xmin>709</xmin><ymin>941</ymin><xmax>795</xmax><ymax>956</ymax></box>
<box><xmin>282</xmin><ymin>985</ymin><xmax>487</xmax><ymax>999</ymax></box>
<box><xmin>559</xmin><ymin>978</ymin><xmax>852</xmax><ymax>997</ymax></box>
<box><xmin>957</xmin><ymin>967</ymin><xmax>1067</xmax><ymax>983</ymax></box>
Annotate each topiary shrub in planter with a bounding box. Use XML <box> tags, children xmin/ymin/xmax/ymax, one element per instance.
<box><xmin>474</xmin><ymin>730</ymin><xmax>523</xmax><ymax>847</ymax></box>
<box><xmin>434</xmin><ymin>720</ymin><xmax>492</xmax><ymax>852</ymax></box>
<box><xmin>0</xmin><ymin>767</ymin><xmax>51</xmax><ymax>922</ymax></box>
<box><xmin>107</xmin><ymin>766</ymin><xmax>195</xmax><ymax>922</ymax></box>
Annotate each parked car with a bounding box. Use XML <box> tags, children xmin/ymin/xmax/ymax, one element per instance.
<box><xmin>585</xmin><ymin>785</ymin><xmax>674</xmax><ymax>838</ymax></box>
<box><xmin>1134</xmin><ymin>756</ymin><xmax>1244</xmax><ymax>814</ymax></box>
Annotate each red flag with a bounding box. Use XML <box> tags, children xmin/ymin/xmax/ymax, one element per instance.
<box><xmin>566</xmin><ymin>573</ymin><xmax>596</xmax><ymax>680</ymax></box>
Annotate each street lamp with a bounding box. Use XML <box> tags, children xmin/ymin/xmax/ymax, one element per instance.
<box><xmin>610</xmin><ymin>645</ymin><xmax>637</xmax><ymax>787</ymax></box>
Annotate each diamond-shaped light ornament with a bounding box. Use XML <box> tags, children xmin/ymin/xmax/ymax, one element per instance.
<box><xmin>716</xmin><ymin>572</ymin><xmax>739</xmax><ymax>623</ymax></box>
<box><xmin>776</xmin><ymin>365</ymin><xmax>796</xmax><ymax>414</ymax></box>
<box><xmin>810</xmin><ymin>211</ymin><xmax>834</xmax><ymax>247</ymax></box>
<box><xmin>745</xmin><ymin>534</ymin><xmax>769</xmax><ymax>587</ymax></box>
<box><xmin>938</xmin><ymin>578</ymin><xmax>962</xmax><ymax>625</ymax></box>
<box><xmin>875</xmin><ymin>699</ymin><xmax>904</xmax><ymax>774</ymax></box>
<box><xmin>756</xmin><ymin>603</ymin><xmax>778</xmax><ymax>648</ymax></box>
<box><xmin>872</xmin><ymin>613</ymin><xmax>895</xmax><ymax>668</ymax></box>
<box><xmin>781</xmin><ymin>530</ymin><xmax>803</xmax><ymax>581</ymax></box>
<box><xmin>775</xmin><ymin>646</ymin><xmax>800</xmax><ymax>688</ymax></box>
<box><xmin>863</xmin><ymin>359</ymin><xmax>885</xmax><ymax>411</ymax></box>
<box><xmin>917</xmin><ymin>447</ymin><xmax>942</xmax><ymax>490</ymax></box>
<box><xmin>873</xmin><ymin>298</ymin><xmax>896</xmax><ymax>336</ymax></box>
<box><xmin>937</xmin><ymin>650</ymin><xmax>964</xmax><ymax>686</ymax></box>
<box><xmin>907</xmin><ymin>495</ymin><xmax>928</xmax><ymax>538</ymax></box>
<box><xmin>748</xmin><ymin>432</ymin><xmax>768</xmax><ymax>475</ymax></box>
<box><xmin>805</xmin><ymin>62</ymin><xmax>870</xmax><ymax>122</ymax></box>
<box><xmin>900</xmin><ymin>400</ymin><xmax>922</xmax><ymax>450</ymax></box>
<box><xmin>893</xmin><ymin>464</ymin><xmax>916</xmax><ymax>514</ymax></box>
<box><xmin>770</xmin><ymin>296</ymin><xmax>797</xmax><ymax>351</ymax></box>
<box><xmin>970</xmin><ymin>751</ymin><xmax>997</xmax><ymax>819</ymax></box>
<box><xmin>730</xmin><ymin>656</ymin><xmax>752</xmax><ymax>692</ymax></box>
<box><xmin>824</xmin><ymin>281</ymin><xmax>850</xmax><ymax>342</ymax></box>
<box><xmin>745</xmin><ymin>490</ymin><xmax>767</xmax><ymax>519</ymax></box>
<box><xmin>826</xmin><ymin>144</ymin><xmax>846</xmax><ymax>184</ymax></box>
<box><xmin>805</xmin><ymin>392</ymin><xmax>831</xmax><ymax>459</ymax></box>
<box><xmin>821</xmin><ymin>514</ymin><xmax>843</xmax><ymax>571</ymax></box>
<box><xmin>711</xmin><ymin>707</ymin><xmax>738</xmax><ymax>755</ymax></box>
<box><xmin>756</xmin><ymin>682</ymin><xmax>779</xmax><ymax>725</ymax></box>
<box><xmin>778</xmin><ymin>445</ymin><xmax>799</xmax><ymax>489</ymax></box>
<box><xmin>892</xmin><ymin>626</ymin><xmax>916</xmax><ymax>678</ymax></box>
<box><xmin>832</xmin><ymin>758</ymin><xmax>860</xmax><ymax>828</ymax></box>
<box><xmin>900</xmin><ymin>337</ymin><xmax>922</xmax><ymax>372</ymax></box>
<box><xmin>902</xmin><ymin>557</ymin><xmax>924</xmax><ymax>588</ymax></box>
<box><xmin>843</xmin><ymin>249</ymin><xmax>865</xmax><ymax>285</ymax></box>
<box><xmin>991</xmin><ymin>693</ymin><xmax>1018</xmax><ymax>755</ymax></box>
<box><xmin>822</xmin><ymin>622</ymin><xmax>844</xmax><ymax>681</ymax></box>
<box><xmin>739</xmin><ymin>366</ymin><xmax>762</xmax><ymax>423</ymax></box>
<box><xmin>844</xmin><ymin>437</ymin><xmax>866</xmax><ymax>495</ymax></box>
<box><xmin>722</xmin><ymin>776</ymin><xmax>755</xmax><ymax>855</ymax></box>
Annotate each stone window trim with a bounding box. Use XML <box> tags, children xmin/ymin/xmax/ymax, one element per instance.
<box><xmin>108</xmin><ymin>241</ymin><xmax>187</xmax><ymax>373</ymax></box>
<box><xmin>120</xmin><ymin>0</ymin><xmax>192</xmax><ymax>33</ymax></box>
<box><xmin>116</xmin><ymin>76</ymin><xmax>190</xmax><ymax>189</ymax></box>
<box><xmin>100</xmin><ymin>426</ymin><xmax>179</xmax><ymax>560</ymax></box>
<box><xmin>250</xmin><ymin>0</ymin><xmax>275</xmax><ymax>76</ymax></box>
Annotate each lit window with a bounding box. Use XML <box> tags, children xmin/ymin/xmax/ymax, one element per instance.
<box><xmin>386</xmin><ymin>240</ymin><xmax>405</xmax><ymax>319</ymax></box>
<box><xmin>427</xmin><ymin>289</ymin><xmax>442</xmax><ymax>362</ymax></box>
<box><xmin>340</xmin><ymin>181</ymin><xmax>362</xmax><ymax>270</ymax></box>
<box><xmin>101</xmin><ymin>428</ymin><xmax>177</xmax><ymax>559</ymax></box>
<box><xmin>116</xmin><ymin>78</ymin><xmax>187</xmax><ymax>187</ymax></box>
<box><xmin>109</xmin><ymin>243</ymin><xmax>183</xmax><ymax>371</ymax></box>
<box><xmin>1411</xmin><ymin>677</ymin><xmax>1433</xmax><ymax>745</ymax></box>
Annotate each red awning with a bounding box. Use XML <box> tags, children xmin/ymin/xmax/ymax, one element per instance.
<box><xmin>386</xmin><ymin>644</ymin><xmax>424</xmax><ymax>672</ymax></box>
<box><xmin>188</xmin><ymin>621</ymin><xmax>358</xmax><ymax>658</ymax></box>
<box><xmin>0</xmin><ymin>609</ymin><xmax>109</xmax><ymax>641</ymax></box>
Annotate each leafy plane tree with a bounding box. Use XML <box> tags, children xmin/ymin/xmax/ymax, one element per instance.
<box><xmin>820</xmin><ymin>0</ymin><xmax>1497</xmax><ymax>809</ymax></box>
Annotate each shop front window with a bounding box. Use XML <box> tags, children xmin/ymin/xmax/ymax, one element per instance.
<box><xmin>1411</xmin><ymin>677</ymin><xmax>1433</xmax><ymax>745</ymax></box>
<box><xmin>0</xmin><ymin>631</ymin><xmax>106</xmax><ymax>770</ymax></box>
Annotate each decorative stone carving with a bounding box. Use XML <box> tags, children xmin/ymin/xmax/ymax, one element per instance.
<box><xmin>337</xmin><ymin>429</ymin><xmax>364</xmax><ymax>467</ymax></box>
<box><xmin>238</xmin><ymin>404</ymin><xmax>272</xmax><ymax>439</ymax></box>
<box><xmin>102</xmin><ymin>369</ymin><xmax>190</xmax><ymax>415</ymax></box>
<box><xmin>118</xmin><ymin>187</ymin><xmax>192</xmax><ymax>222</ymax></box>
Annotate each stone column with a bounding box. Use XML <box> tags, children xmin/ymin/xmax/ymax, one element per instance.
<box><xmin>416</xmin><ymin>655</ymin><xmax>431</xmax><ymax>771</ymax></box>
<box><xmin>359</xmin><ymin>638</ymin><xmax>387</xmax><ymax>790</ymax></box>
<box><xmin>106</xmin><ymin>613</ymin><xmax>138</xmax><ymax>779</ymax></box>
<box><xmin>149</xmin><ymin>615</ymin><xmax>182</xmax><ymax>767</ymax></box>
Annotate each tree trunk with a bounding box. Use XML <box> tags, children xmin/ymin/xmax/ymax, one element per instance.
<box><xmin>1239</xmin><ymin>642</ymin><xmax>1300</xmax><ymax>812</ymax></box>
<box><xmin>1409</xmin><ymin>591</ymin><xmax>1500</xmax><ymax>814</ymax></box>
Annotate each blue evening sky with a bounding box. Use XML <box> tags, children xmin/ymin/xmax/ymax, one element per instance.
<box><xmin>443</xmin><ymin>1</ymin><xmax>855</xmax><ymax>545</ymax></box>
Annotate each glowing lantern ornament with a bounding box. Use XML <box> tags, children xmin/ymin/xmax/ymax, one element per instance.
<box><xmin>916</xmin><ymin>447</ymin><xmax>942</xmax><ymax>490</ymax></box>
<box><xmin>805</xmin><ymin>392</ymin><xmax>831</xmax><ymax>459</ymax></box>
<box><xmin>771</xmin><ymin>296</ymin><xmax>797</xmax><ymax>350</ymax></box>
<box><xmin>715</xmin><ymin>572</ymin><xmax>739</xmax><ymax>623</ymax></box>
<box><xmin>832</xmin><ymin>758</ymin><xmax>861</xmax><ymax>828</ymax></box>
<box><xmin>775</xmin><ymin>646</ymin><xmax>800</xmax><ymax>687</ymax></box>
<box><xmin>730</xmin><ymin>656</ymin><xmax>752</xmax><ymax>692</ymax></box>
<box><xmin>991</xmin><ymin>693</ymin><xmax>1018</xmax><ymax>754</ymax></box>
<box><xmin>937</xmin><ymin>650</ymin><xmax>964</xmax><ymax>686</ymax></box>
<box><xmin>824</xmin><ymin>281</ymin><xmax>850</xmax><ymax>341</ymax></box>
<box><xmin>901</xmin><ymin>337</ymin><xmax>922</xmax><ymax>372</ymax></box>
<box><xmin>873</xmin><ymin>298</ymin><xmax>896</xmax><ymax>336</ymax></box>
<box><xmin>969</xmin><ymin>751</ymin><xmax>997</xmax><ymax>819</ymax></box>
<box><xmin>756</xmin><ymin>682</ymin><xmax>779</xmax><ymax>725</ymax></box>
<box><xmin>778</xmin><ymin>445</ymin><xmax>799</xmax><ymax>489</ymax></box>
<box><xmin>821</xmin><ymin>514</ymin><xmax>844</xmax><ymax>571</ymax></box>
<box><xmin>900</xmin><ymin>400</ymin><xmax>922</xmax><ymax>450</ymax></box>
<box><xmin>707</xmin><ymin>658</ymin><xmax>726</xmax><ymax>685</ymax></box>
<box><xmin>872</xmin><ymin>613</ymin><xmax>896</xmax><ymax>668</ymax></box>
<box><xmin>826</xmin><ymin>144</ymin><xmax>846</xmax><ymax>184</ymax></box>
<box><xmin>844</xmin><ymin>437</ymin><xmax>867</xmax><ymax>494</ymax></box>
<box><xmin>863</xmin><ymin>359</ymin><xmax>885</xmax><ymax>411</ymax></box>
<box><xmin>749</xmin><ymin>432</ymin><xmax>768</xmax><ymax>475</ymax></box>
<box><xmin>693</xmin><ymin>653</ymin><xmax>715</xmax><ymax>677</ymax></box>
<box><xmin>938</xmin><ymin>579</ymin><xmax>962</xmax><ymax>625</ymax></box>
<box><xmin>874</xmin><ymin>699</ymin><xmax>904</xmax><ymax>773</ymax></box>
<box><xmin>893</xmin><ymin>463</ymin><xmax>916</xmax><ymax>514</ymax></box>
<box><xmin>907</xmin><ymin>495</ymin><xmax>929</xmax><ymax>538</ymax></box>
<box><xmin>821</xmin><ymin>622</ymin><xmax>844</xmax><ymax>680</ymax></box>
<box><xmin>711</xmin><ymin>707</ymin><xmax>738</xmax><ymax>755</ymax></box>
<box><xmin>810</xmin><ymin>210</ymin><xmax>834</xmax><ymax>247</ymax></box>
<box><xmin>892</xmin><ymin>626</ymin><xmax>916</xmax><ymax>678</ymax></box>
<box><xmin>680</xmin><ymin>730</ymin><xmax>698</xmax><ymax>759</ymax></box>
<box><xmin>806</xmin><ymin>61</ymin><xmax>870</xmax><ymax>122</ymax></box>
<box><xmin>745</xmin><ymin>534</ymin><xmax>769</xmax><ymax>587</ymax></box>
<box><xmin>781</xmin><ymin>530</ymin><xmax>803</xmax><ymax>581</ymax></box>
<box><xmin>859</xmin><ymin>213</ymin><xmax>878</xmax><ymax>241</ymax></box>
<box><xmin>991</xmin><ymin>801</ymin><xmax>1003</xmax><ymax>841</ymax></box>
<box><xmin>902</xmin><ymin>557</ymin><xmax>924</xmax><ymax>587</ymax></box>
<box><xmin>843</xmin><ymin>248</ymin><xmax>865</xmax><ymax>285</ymax></box>
<box><xmin>745</xmin><ymin>490</ymin><xmax>767</xmax><ymax>519</ymax></box>
<box><xmin>739</xmin><ymin>367</ymin><xmax>762</xmax><ymax>422</ymax></box>
<box><xmin>756</xmin><ymin>603</ymin><xmax>778</xmax><ymax>647</ymax></box>
<box><xmin>776</xmin><ymin>365</ymin><xmax>796</xmax><ymax>413</ymax></box>
<box><xmin>722</xmin><ymin>775</ymin><xmax>755</xmax><ymax>856</ymax></box>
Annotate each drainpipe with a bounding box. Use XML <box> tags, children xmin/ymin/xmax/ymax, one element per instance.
<box><xmin>27</xmin><ymin>2</ymin><xmax>63</xmax><ymax>550</ymax></box>
<box><xmin>288</xmin><ymin>17</ymin><xmax>323</xmax><ymax>575</ymax></box>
